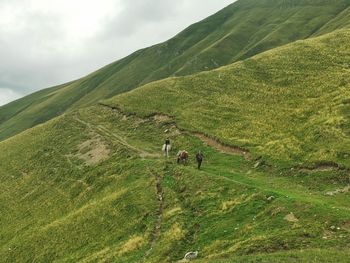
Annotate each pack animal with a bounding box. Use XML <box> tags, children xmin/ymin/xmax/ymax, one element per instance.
<box><xmin>177</xmin><ymin>150</ymin><xmax>189</xmax><ymax>165</ymax></box>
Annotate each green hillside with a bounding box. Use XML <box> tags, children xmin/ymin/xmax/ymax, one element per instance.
<box><xmin>2</xmin><ymin>1</ymin><xmax>350</xmax><ymax>262</ymax></box>
<box><xmin>2</xmin><ymin>0</ymin><xmax>350</xmax><ymax>141</ymax></box>
<box><xmin>1</xmin><ymin>104</ymin><xmax>350</xmax><ymax>262</ymax></box>
<box><xmin>106</xmin><ymin>28</ymin><xmax>350</xmax><ymax>169</ymax></box>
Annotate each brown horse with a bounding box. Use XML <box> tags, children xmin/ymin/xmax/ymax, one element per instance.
<box><xmin>177</xmin><ymin>150</ymin><xmax>189</xmax><ymax>165</ymax></box>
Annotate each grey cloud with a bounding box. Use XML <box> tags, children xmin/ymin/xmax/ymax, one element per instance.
<box><xmin>0</xmin><ymin>88</ymin><xmax>21</xmax><ymax>105</ymax></box>
<box><xmin>0</xmin><ymin>0</ymin><xmax>234</xmax><ymax>106</ymax></box>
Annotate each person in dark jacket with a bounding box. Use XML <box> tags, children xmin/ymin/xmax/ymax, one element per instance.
<box><xmin>195</xmin><ymin>151</ymin><xmax>204</xmax><ymax>169</ymax></box>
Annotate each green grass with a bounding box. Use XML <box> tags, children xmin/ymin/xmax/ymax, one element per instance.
<box><xmin>202</xmin><ymin>249</ymin><xmax>350</xmax><ymax>262</ymax></box>
<box><xmin>2</xmin><ymin>0</ymin><xmax>350</xmax><ymax>141</ymax></box>
<box><xmin>106</xmin><ymin>28</ymin><xmax>350</xmax><ymax>168</ymax></box>
<box><xmin>2</xmin><ymin>1</ymin><xmax>350</xmax><ymax>262</ymax></box>
<box><xmin>0</xmin><ymin>105</ymin><xmax>349</xmax><ymax>262</ymax></box>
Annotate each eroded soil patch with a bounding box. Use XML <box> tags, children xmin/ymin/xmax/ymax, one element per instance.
<box><xmin>76</xmin><ymin>134</ymin><xmax>111</xmax><ymax>165</ymax></box>
<box><xmin>193</xmin><ymin>133</ymin><xmax>251</xmax><ymax>160</ymax></box>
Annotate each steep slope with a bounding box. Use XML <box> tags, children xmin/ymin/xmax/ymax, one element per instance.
<box><xmin>1</xmin><ymin>104</ymin><xmax>350</xmax><ymax>262</ymax></box>
<box><xmin>106</xmin><ymin>28</ymin><xmax>350</xmax><ymax>168</ymax></box>
<box><xmin>2</xmin><ymin>0</ymin><xmax>350</xmax><ymax>141</ymax></box>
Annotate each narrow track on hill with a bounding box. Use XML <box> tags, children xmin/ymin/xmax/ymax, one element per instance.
<box><xmin>95</xmin><ymin>124</ymin><xmax>160</xmax><ymax>158</ymax></box>
<box><xmin>143</xmin><ymin>171</ymin><xmax>164</xmax><ymax>260</ymax></box>
<box><xmin>191</xmin><ymin>132</ymin><xmax>252</xmax><ymax>160</ymax></box>
<box><xmin>99</xmin><ymin>103</ymin><xmax>348</xmax><ymax>173</ymax></box>
<box><xmin>73</xmin><ymin>114</ymin><xmax>160</xmax><ymax>159</ymax></box>
<box><xmin>99</xmin><ymin>103</ymin><xmax>251</xmax><ymax>160</ymax></box>
<box><xmin>198</xmin><ymin>169</ymin><xmax>350</xmax><ymax>213</ymax></box>
<box><xmin>97</xmin><ymin>104</ymin><xmax>350</xmax><ymax>213</ymax></box>
<box><xmin>295</xmin><ymin>162</ymin><xmax>345</xmax><ymax>173</ymax></box>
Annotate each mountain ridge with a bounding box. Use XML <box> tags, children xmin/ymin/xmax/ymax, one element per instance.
<box><xmin>1</xmin><ymin>0</ymin><xmax>350</xmax><ymax>141</ymax></box>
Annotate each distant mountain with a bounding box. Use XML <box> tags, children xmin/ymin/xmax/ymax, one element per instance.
<box><xmin>1</xmin><ymin>0</ymin><xmax>350</xmax><ymax>141</ymax></box>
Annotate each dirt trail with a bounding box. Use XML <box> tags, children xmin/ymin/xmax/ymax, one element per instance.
<box><xmin>200</xmin><ymin>169</ymin><xmax>350</xmax><ymax>212</ymax></box>
<box><xmin>96</xmin><ymin>124</ymin><xmax>160</xmax><ymax>158</ymax></box>
<box><xmin>74</xmin><ymin>115</ymin><xmax>160</xmax><ymax>159</ymax></box>
<box><xmin>98</xmin><ymin>104</ymin><xmax>349</xmax><ymax>172</ymax></box>
<box><xmin>143</xmin><ymin>172</ymin><xmax>164</xmax><ymax>260</ymax></box>
<box><xmin>99</xmin><ymin>104</ymin><xmax>252</xmax><ymax>160</ymax></box>
<box><xmin>296</xmin><ymin>163</ymin><xmax>344</xmax><ymax>173</ymax></box>
<box><xmin>192</xmin><ymin>132</ymin><xmax>252</xmax><ymax>160</ymax></box>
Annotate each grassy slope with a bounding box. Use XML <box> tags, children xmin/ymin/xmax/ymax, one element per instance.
<box><xmin>1</xmin><ymin>105</ymin><xmax>350</xmax><ymax>262</ymax></box>
<box><xmin>2</xmin><ymin>0</ymin><xmax>350</xmax><ymax>141</ymax></box>
<box><xmin>106</xmin><ymin>28</ymin><xmax>350</xmax><ymax>168</ymax></box>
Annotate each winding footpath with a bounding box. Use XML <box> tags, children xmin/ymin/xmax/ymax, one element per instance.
<box><xmin>143</xmin><ymin>172</ymin><xmax>164</xmax><ymax>261</ymax></box>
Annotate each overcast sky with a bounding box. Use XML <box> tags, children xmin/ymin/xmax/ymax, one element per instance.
<box><xmin>0</xmin><ymin>0</ymin><xmax>235</xmax><ymax>106</ymax></box>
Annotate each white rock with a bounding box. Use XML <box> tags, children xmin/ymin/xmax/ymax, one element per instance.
<box><xmin>284</xmin><ymin>212</ymin><xmax>299</xmax><ymax>223</ymax></box>
<box><xmin>184</xmin><ymin>251</ymin><xmax>198</xmax><ymax>261</ymax></box>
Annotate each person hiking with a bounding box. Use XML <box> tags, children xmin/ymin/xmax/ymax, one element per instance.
<box><xmin>163</xmin><ymin>138</ymin><xmax>171</xmax><ymax>157</ymax></box>
<box><xmin>196</xmin><ymin>151</ymin><xmax>204</xmax><ymax>169</ymax></box>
